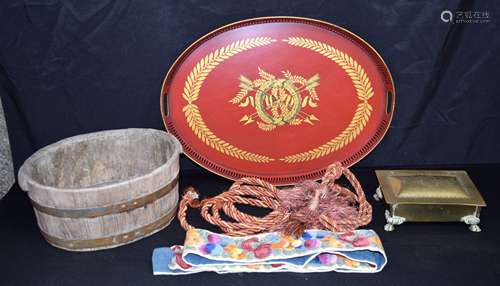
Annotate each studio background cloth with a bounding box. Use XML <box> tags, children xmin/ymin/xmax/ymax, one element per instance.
<box><xmin>0</xmin><ymin>0</ymin><xmax>499</xmax><ymax>173</ymax></box>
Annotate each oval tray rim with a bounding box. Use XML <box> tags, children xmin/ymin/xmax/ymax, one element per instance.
<box><xmin>160</xmin><ymin>16</ymin><xmax>396</xmax><ymax>185</ymax></box>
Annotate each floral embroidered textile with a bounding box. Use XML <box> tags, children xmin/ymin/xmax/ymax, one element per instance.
<box><xmin>153</xmin><ymin>228</ymin><xmax>387</xmax><ymax>274</ymax></box>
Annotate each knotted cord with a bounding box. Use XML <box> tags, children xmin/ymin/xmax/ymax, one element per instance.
<box><xmin>178</xmin><ymin>162</ymin><xmax>372</xmax><ymax>236</ymax></box>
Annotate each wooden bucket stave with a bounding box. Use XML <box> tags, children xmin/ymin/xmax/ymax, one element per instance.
<box><xmin>18</xmin><ymin>128</ymin><xmax>181</xmax><ymax>251</ymax></box>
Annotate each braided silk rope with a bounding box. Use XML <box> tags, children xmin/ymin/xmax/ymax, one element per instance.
<box><xmin>178</xmin><ymin>162</ymin><xmax>372</xmax><ymax>236</ymax></box>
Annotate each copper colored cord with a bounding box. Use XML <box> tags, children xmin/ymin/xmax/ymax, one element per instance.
<box><xmin>178</xmin><ymin>162</ymin><xmax>372</xmax><ymax>236</ymax></box>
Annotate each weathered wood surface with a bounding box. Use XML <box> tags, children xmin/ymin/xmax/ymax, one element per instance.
<box><xmin>0</xmin><ymin>96</ymin><xmax>14</xmax><ymax>200</ymax></box>
<box><xmin>18</xmin><ymin>129</ymin><xmax>181</xmax><ymax>251</ymax></box>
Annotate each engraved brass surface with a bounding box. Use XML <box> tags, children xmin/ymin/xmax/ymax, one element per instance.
<box><xmin>377</xmin><ymin>170</ymin><xmax>486</xmax><ymax>231</ymax></box>
<box><xmin>392</xmin><ymin>204</ymin><xmax>480</xmax><ymax>222</ymax></box>
<box><xmin>376</xmin><ymin>170</ymin><xmax>486</xmax><ymax>206</ymax></box>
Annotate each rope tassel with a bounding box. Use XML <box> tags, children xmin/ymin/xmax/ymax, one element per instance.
<box><xmin>178</xmin><ymin>162</ymin><xmax>372</xmax><ymax>236</ymax></box>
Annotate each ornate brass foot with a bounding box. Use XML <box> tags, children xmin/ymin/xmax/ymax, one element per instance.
<box><xmin>373</xmin><ymin>186</ymin><xmax>383</xmax><ymax>201</ymax></box>
<box><xmin>384</xmin><ymin>223</ymin><xmax>394</xmax><ymax>231</ymax></box>
<box><xmin>384</xmin><ymin>210</ymin><xmax>406</xmax><ymax>232</ymax></box>
<box><xmin>461</xmin><ymin>215</ymin><xmax>481</xmax><ymax>232</ymax></box>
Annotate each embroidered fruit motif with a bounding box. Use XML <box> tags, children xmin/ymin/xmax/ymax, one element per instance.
<box><xmin>318</xmin><ymin>253</ymin><xmax>338</xmax><ymax>266</ymax></box>
<box><xmin>207</xmin><ymin>234</ymin><xmax>222</xmax><ymax>244</ymax></box>
<box><xmin>193</xmin><ymin>230</ymin><xmax>375</xmax><ymax>266</ymax></box>
<box><xmin>224</xmin><ymin>244</ymin><xmax>244</xmax><ymax>259</ymax></box>
<box><xmin>339</xmin><ymin>231</ymin><xmax>355</xmax><ymax>241</ymax></box>
<box><xmin>199</xmin><ymin>243</ymin><xmax>223</xmax><ymax>255</ymax></box>
<box><xmin>271</xmin><ymin>239</ymin><xmax>288</xmax><ymax>249</ymax></box>
<box><xmin>253</xmin><ymin>243</ymin><xmax>272</xmax><ymax>259</ymax></box>
<box><xmin>185</xmin><ymin>229</ymin><xmax>203</xmax><ymax>246</ymax></box>
<box><xmin>304</xmin><ymin>239</ymin><xmax>321</xmax><ymax>249</ymax></box>
<box><xmin>291</xmin><ymin>239</ymin><xmax>302</xmax><ymax>248</ymax></box>
<box><xmin>339</xmin><ymin>231</ymin><xmax>371</xmax><ymax>247</ymax></box>
<box><xmin>352</xmin><ymin>236</ymin><xmax>370</xmax><ymax>247</ymax></box>
<box><xmin>345</xmin><ymin>259</ymin><xmax>360</xmax><ymax>268</ymax></box>
<box><xmin>323</xmin><ymin>236</ymin><xmax>343</xmax><ymax>248</ymax></box>
<box><xmin>302</xmin><ymin>232</ymin><xmax>314</xmax><ymax>240</ymax></box>
<box><xmin>241</xmin><ymin>237</ymin><xmax>259</xmax><ymax>252</ymax></box>
<box><xmin>239</xmin><ymin>237</ymin><xmax>274</xmax><ymax>259</ymax></box>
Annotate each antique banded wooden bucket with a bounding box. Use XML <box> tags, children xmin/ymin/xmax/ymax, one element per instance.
<box><xmin>18</xmin><ymin>129</ymin><xmax>181</xmax><ymax>251</ymax></box>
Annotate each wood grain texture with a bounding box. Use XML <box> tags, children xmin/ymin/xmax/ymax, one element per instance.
<box><xmin>18</xmin><ymin>129</ymin><xmax>181</xmax><ymax>251</ymax></box>
<box><xmin>0</xmin><ymin>95</ymin><xmax>14</xmax><ymax>199</ymax></box>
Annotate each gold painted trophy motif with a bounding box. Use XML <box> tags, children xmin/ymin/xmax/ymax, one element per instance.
<box><xmin>230</xmin><ymin>68</ymin><xmax>320</xmax><ymax>131</ymax></box>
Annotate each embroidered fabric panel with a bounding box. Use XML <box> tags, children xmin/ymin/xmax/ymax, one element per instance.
<box><xmin>152</xmin><ymin>228</ymin><xmax>387</xmax><ymax>274</ymax></box>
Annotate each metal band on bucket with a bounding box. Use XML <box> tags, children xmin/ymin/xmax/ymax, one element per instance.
<box><xmin>39</xmin><ymin>208</ymin><xmax>176</xmax><ymax>251</ymax></box>
<box><xmin>30</xmin><ymin>176</ymin><xmax>179</xmax><ymax>219</ymax></box>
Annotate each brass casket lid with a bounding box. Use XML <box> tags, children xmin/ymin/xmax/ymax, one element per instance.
<box><xmin>375</xmin><ymin>170</ymin><xmax>486</xmax><ymax>206</ymax></box>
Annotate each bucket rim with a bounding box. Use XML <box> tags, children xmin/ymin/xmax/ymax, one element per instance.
<box><xmin>18</xmin><ymin>128</ymin><xmax>182</xmax><ymax>194</ymax></box>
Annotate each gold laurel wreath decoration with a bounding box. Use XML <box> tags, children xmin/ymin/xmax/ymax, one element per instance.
<box><xmin>280</xmin><ymin>37</ymin><xmax>374</xmax><ymax>163</ymax></box>
<box><xmin>182</xmin><ymin>37</ymin><xmax>276</xmax><ymax>163</ymax></box>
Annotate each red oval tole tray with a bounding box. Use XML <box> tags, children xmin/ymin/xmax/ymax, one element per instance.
<box><xmin>161</xmin><ymin>17</ymin><xmax>395</xmax><ymax>185</ymax></box>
